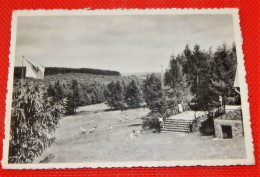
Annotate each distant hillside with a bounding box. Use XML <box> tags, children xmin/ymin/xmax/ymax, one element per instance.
<box><xmin>40</xmin><ymin>73</ymin><xmax>143</xmax><ymax>86</ymax></box>
<box><xmin>121</xmin><ymin>72</ymin><xmax>161</xmax><ymax>79</ymax></box>
<box><xmin>14</xmin><ymin>66</ymin><xmax>121</xmax><ymax>79</ymax></box>
<box><xmin>15</xmin><ymin>73</ymin><xmax>144</xmax><ymax>91</ymax></box>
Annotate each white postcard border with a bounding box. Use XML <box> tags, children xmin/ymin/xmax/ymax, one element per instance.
<box><xmin>2</xmin><ymin>8</ymin><xmax>255</xmax><ymax>169</ymax></box>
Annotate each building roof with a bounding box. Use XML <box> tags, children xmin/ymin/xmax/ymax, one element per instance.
<box><xmin>215</xmin><ymin>108</ymin><xmax>242</xmax><ymax>121</ymax></box>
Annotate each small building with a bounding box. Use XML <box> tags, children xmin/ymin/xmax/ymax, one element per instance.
<box><xmin>214</xmin><ymin>107</ymin><xmax>243</xmax><ymax>139</ymax></box>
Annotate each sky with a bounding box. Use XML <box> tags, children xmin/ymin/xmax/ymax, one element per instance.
<box><xmin>15</xmin><ymin>14</ymin><xmax>235</xmax><ymax>73</ymax></box>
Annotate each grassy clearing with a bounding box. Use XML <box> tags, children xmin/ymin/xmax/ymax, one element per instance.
<box><xmin>34</xmin><ymin>104</ymin><xmax>246</xmax><ymax>163</ymax></box>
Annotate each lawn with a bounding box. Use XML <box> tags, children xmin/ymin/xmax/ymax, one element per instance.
<box><xmin>34</xmin><ymin>104</ymin><xmax>246</xmax><ymax>163</ymax></box>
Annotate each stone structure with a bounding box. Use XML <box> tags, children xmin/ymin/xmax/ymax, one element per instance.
<box><xmin>214</xmin><ymin>108</ymin><xmax>243</xmax><ymax>139</ymax></box>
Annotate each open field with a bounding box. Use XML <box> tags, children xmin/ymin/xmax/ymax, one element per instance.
<box><xmin>35</xmin><ymin>104</ymin><xmax>246</xmax><ymax>163</ymax></box>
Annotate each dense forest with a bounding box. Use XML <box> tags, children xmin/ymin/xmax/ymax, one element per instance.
<box><xmin>14</xmin><ymin>66</ymin><xmax>121</xmax><ymax>79</ymax></box>
<box><xmin>163</xmin><ymin>43</ymin><xmax>239</xmax><ymax>110</ymax></box>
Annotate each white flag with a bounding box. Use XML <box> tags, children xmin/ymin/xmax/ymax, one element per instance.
<box><xmin>24</xmin><ymin>59</ymin><xmax>45</xmax><ymax>79</ymax></box>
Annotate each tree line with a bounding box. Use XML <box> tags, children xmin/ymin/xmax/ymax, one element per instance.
<box><xmin>104</xmin><ymin>80</ymin><xmax>145</xmax><ymax>110</ymax></box>
<box><xmin>14</xmin><ymin>66</ymin><xmax>121</xmax><ymax>79</ymax></box>
<box><xmin>46</xmin><ymin>80</ymin><xmax>106</xmax><ymax>115</ymax></box>
<box><xmin>164</xmin><ymin>43</ymin><xmax>239</xmax><ymax>110</ymax></box>
<box><xmin>46</xmin><ymin>79</ymin><xmax>145</xmax><ymax>114</ymax></box>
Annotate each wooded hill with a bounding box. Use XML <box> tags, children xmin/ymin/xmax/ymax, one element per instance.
<box><xmin>13</xmin><ymin>72</ymin><xmax>144</xmax><ymax>114</ymax></box>
<box><xmin>13</xmin><ymin>66</ymin><xmax>121</xmax><ymax>79</ymax></box>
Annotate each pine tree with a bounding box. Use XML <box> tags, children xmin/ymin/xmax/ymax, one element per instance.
<box><xmin>143</xmin><ymin>74</ymin><xmax>168</xmax><ymax>115</ymax></box>
<box><xmin>164</xmin><ymin>52</ymin><xmax>194</xmax><ymax>107</ymax></box>
<box><xmin>143</xmin><ymin>73</ymin><xmax>162</xmax><ymax>108</ymax></box>
<box><xmin>170</xmin><ymin>63</ymin><xmax>194</xmax><ymax>104</ymax></box>
<box><xmin>79</xmin><ymin>85</ymin><xmax>92</xmax><ymax>106</ymax></box>
<box><xmin>54</xmin><ymin>81</ymin><xmax>64</xmax><ymax>101</ymax></box>
<box><xmin>47</xmin><ymin>84</ymin><xmax>55</xmax><ymax>99</ymax></box>
<box><xmin>47</xmin><ymin>81</ymin><xmax>64</xmax><ymax>102</ymax></box>
<box><xmin>208</xmin><ymin>43</ymin><xmax>238</xmax><ymax>106</ymax></box>
<box><xmin>66</xmin><ymin>79</ymin><xmax>80</xmax><ymax>114</ymax></box>
<box><xmin>164</xmin><ymin>55</ymin><xmax>178</xmax><ymax>88</ymax></box>
<box><xmin>125</xmin><ymin>80</ymin><xmax>144</xmax><ymax>108</ymax></box>
<box><xmin>104</xmin><ymin>81</ymin><xmax>126</xmax><ymax>110</ymax></box>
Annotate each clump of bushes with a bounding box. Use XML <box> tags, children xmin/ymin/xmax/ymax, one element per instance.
<box><xmin>142</xmin><ymin>113</ymin><xmax>162</xmax><ymax>132</ymax></box>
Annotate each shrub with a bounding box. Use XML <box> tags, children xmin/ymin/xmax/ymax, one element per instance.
<box><xmin>142</xmin><ymin>113</ymin><xmax>162</xmax><ymax>132</ymax></box>
<box><xmin>9</xmin><ymin>81</ymin><xmax>67</xmax><ymax>163</ymax></box>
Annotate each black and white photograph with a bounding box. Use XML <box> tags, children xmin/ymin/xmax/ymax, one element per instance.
<box><xmin>2</xmin><ymin>9</ymin><xmax>254</xmax><ymax>169</ymax></box>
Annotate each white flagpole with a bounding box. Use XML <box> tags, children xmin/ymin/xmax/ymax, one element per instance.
<box><xmin>161</xmin><ymin>65</ymin><xmax>164</xmax><ymax>89</ymax></box>
<box><xmin>21</xmin><ymin>56</ymin><xmax>25</xmax><ymax>83</ymax></box>
<box><xmin>21</xmin><ymin>56</ymin><xmax>25</xmax><ymax>107</ymax></box>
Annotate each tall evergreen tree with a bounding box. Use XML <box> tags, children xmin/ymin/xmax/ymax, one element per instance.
<box><xmin>164</xmin><ymin>52</ymin><xmax>194</xmax><ymax>107</ymax></box>
<box><xmin>67</xmin><ymin>79</ymin><xmax>80</xmax><ymax>114</ymax></box>
<box><xmin>47</xmin><ymin>80</ymin><xmax>65</xmax><ymax>106</ymax></box>
<box><xmin>143</xmin><ymin>74</ymin><xmax>168</xmax><ymax>115</ymax></box>
<box><xmin>54</xmin><ymin>81</ymin><xmax>64</xmax><ymax>101</ymax></box>
<box><xmin>125</xmin><ymin>80</ymin><xmax>144</xmax><ymax>108</ymax></box>
<box><xmin>47</xmin><ymin>84</ymin><xmax>55</xmax><ymax>99</ymax></box>
<box><xmin>143</xmin><ymin>73</ymin><xmax>162</xmax><ymax>108</ymax></box>
<box><xmin>164</xmin><ymin>55</ymin><xmax>178</xmax><ymax>88</ymax></box>
<box><xmin>167</xmin><ymin>62</ymin><xmax>194</xmax><ymax>104</ymax></box>
<box><xmin>79</xmin><ymin>85</ymin><xmax>92</xmax><ymax>106</ymax></box>
<box><xmin>104</xmin><ymin>81</ymin><xmax>126</xmax><ymax>110</ymax></box>
<box><xmin>209</xmin><ymin>43</ymin><xmax>237</xmax><ymax>106</ymax></box>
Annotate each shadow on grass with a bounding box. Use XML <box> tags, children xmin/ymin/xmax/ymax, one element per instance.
<box><xmin>104</xmin><ymin>107</ymin><xmax>147</xmax><ymax>112</ymax></box>
<box><xmin>74</xmin><ymin>106</ymin><xmax>149</xmax><ymax>116</ymax></box>
<box><xmin>127</xmin><ymin>123</ymin><xmax>142</xmax><ymax>127</ymax></box>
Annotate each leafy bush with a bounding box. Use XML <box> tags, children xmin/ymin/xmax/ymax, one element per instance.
<box><xmin>142</xmin><ymin>113</ymin><xmax>162</xmax><ymax>132</ymax></box>
<box><xmin>9</xmin><ymin>81</ymin><xmax>67</xmax><ymax>163</ymax></box>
